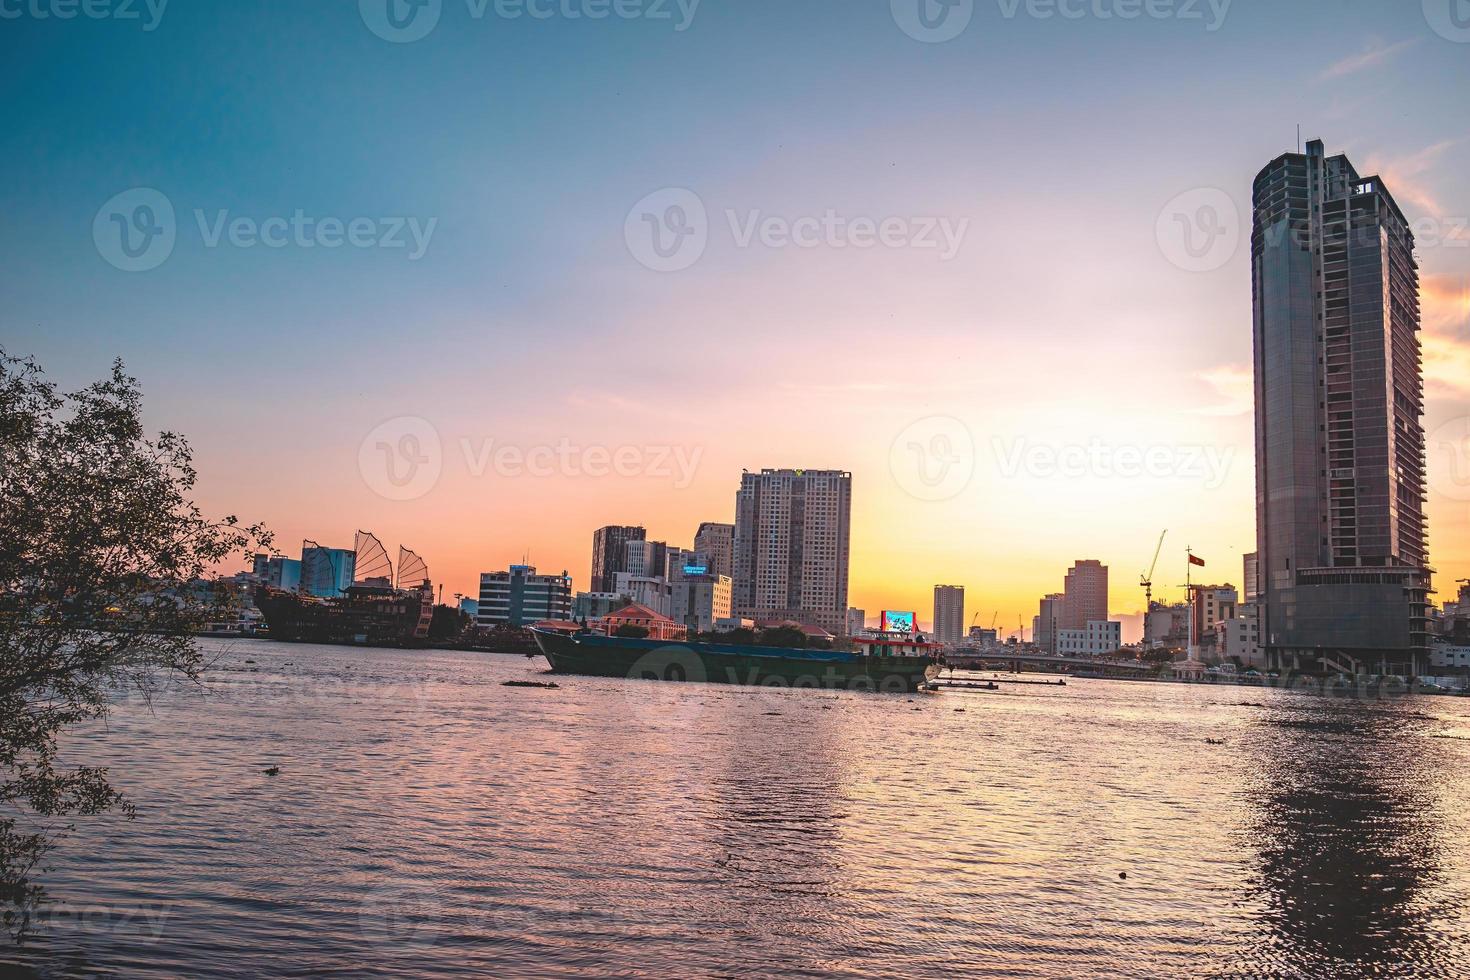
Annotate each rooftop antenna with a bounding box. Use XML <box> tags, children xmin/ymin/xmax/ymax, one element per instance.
<box><xmin>1297</xmin><ymin>124</ymin><xmax>1301</xmax><ymax>153</ymax></box>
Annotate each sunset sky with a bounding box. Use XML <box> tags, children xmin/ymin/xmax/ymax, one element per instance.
<box><xmin>3</xmin><ymin>1</ymin><xmax>1468</xmax><ymax>639</ymax></box>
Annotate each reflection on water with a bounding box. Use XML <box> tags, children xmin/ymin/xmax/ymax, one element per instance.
<box><xmin>3</xmin><ymin>641</ymin><xmax>1470</xmax><ymax>978</ymax></box>
<box><xmin>1232</xmin><ymin>701</ymin><xmax>1464</xmax><ymax>977</ymax></box>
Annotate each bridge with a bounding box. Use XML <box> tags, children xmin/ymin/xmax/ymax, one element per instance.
<box><xmin>944</xmin><ymin>651</ymin><xmax>1159</xmax><ymax>675</ymax></box>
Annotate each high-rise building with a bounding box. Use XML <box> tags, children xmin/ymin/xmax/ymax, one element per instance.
<box><xmin>693</xmin><ymin>522</ymin><xmax>735</xmax><ymax>580</ymax></box>
<box><xmin>732</xmin><ymin>468</ymin><xmax>852</xmax><ymax>635</ymax></box>
<box><xmin>300</xmin><ymin>544</ymin><xmax>355</xmax><ymax>597</ymax></box>
<box><xmin>590</xmin><ymin>525</ymin><xmax>645</xmax><ymax>594</ymax></box>
<box><xmin>846</xmin><ymin>607</ymin><xmax>867</xmax><ymax>636</ymax></box>
<box><xmin>252</xmin><ymin>554</ymin><xmax>302</xmax><ymax>591</ymax></box>
<box><xmin>1252</xmin><ymin>138</ymin><xmax>1431</xmax><ymax>674</ymax></box>
<box><xmin>933</xmin><ymin>585</ymin><xmax>965</xmax><ymax>646</ymax></box>
<box><xmin>1243</xmin><ymin>552</ymin><xmax>1260</xmax><ymax>601</ymax></box>
<box><xmin>1037</xmin><ymin>593</ymin><xmax>1065</xmax><ymax>655</ymax></box>
<box><xmin>478</xmin><ymin>565</ymin><xmax>572</xmax><ymax>627</ymax></box>
<box><xmin>1062</xmin><ymin>560</ymin><xmax>1108</xmax><ymax>629</ymax></box>
<box><xmin>623</xmin><ymin>539</ymin><xmax>671</xmax><ymax>580</ymax></box>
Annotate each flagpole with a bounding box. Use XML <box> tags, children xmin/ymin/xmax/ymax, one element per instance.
<box><xmin>1186</xmin><ymin>547</ymin><xmax>1196</xmax><ymax>661</ymax></box>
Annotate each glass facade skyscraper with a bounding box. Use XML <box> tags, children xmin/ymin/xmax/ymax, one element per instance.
<box><xmin>1252</xmin><ymin>139</ymin><xmax>1430</xmax><ymax>674</ymax></box>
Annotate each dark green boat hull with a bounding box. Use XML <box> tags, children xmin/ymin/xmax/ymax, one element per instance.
<box><xmin>531</xmin><ymin>629</ymin><xmax>938</xmax><ymax>694</ymax></box>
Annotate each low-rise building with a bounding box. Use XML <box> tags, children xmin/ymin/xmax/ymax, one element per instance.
<box><xmin>670</xmin><ymin>573</ymin><xmax>733</xmax><ymax>635</ymax></box>
<box><xmin>478</xmin><ymin>565</ymin><xmax>572</xmax><ymax>628</ymax></box>
<box><xmin>1056</xmin><ymin>620</ymin><xmax>1122</xmax><ymax>657</ymax></box>
<box><xmin>1216</xmin><ymin>601</ymin><xmax>1263</xmax><ymax>667</ymax></box>
<box><xmin>573</xmin><ymin>591</ymin><xmax>625</xmax><ymax>621</ymax></box>
<box><xmin>595</xmin><ymin>602</ymin><xmax>687</xmax><ymax>641</ymax></box>
<box><xmin>612</xmin><ymin>572</ymin><xmax>673</xmax><ymax>618</ymax></box>
<box><xmin>1430</xmin><ymin>644</ymin><xmax>1470</xmax><ymax>671</ymax></box>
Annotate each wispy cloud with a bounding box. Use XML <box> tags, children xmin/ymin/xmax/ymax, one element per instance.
<box><xmin>1365</xmin><ymin>139</ymin><xmax>1462</xmax><ymax>214</ymax></box>
<box><xmin>1423</xmin><ymin>275</ymin><xmax>1470</xmax><ymax>398</ymax></box>
<box><xmin>1191</xmin><ymin>365</ymin><xmax>1253</xmax><ymax>417</ymax></box>
<box><xmin>1318</xmin><ymin>38</ymin><xmax>1417</xmax><ymax>81</ymax></box>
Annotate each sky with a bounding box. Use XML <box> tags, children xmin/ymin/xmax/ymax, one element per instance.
<box><xmin>3</xmin><ymin>0</ymin><xmax>1468</xmax><ymax>640</ymax></box>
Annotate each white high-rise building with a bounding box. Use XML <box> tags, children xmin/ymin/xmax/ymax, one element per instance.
<box><xmin>933</xmin><ymin>585</ymin><xmax>965</xmax><ymax>646</ymax></box>
<box><xmin>733</xmin><ymin>468</ymin><xmax>852</xmax><ymax>635</ymax></box>
<box><xmin>693</xmin><ymin>522</ymin><xmax>735</xmax><ymax>580</ymax></box>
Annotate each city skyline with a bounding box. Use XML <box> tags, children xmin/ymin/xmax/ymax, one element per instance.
<box><xmin>5</xmin><ymin>4</ymin><xmax>1468</xmax><ymax>644</ymax></box>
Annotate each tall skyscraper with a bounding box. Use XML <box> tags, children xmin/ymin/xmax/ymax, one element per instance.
<box><xmin>692</xmin><ymin>521</ymin><xmax>735</xmax><ymax>579</ymax></box>
<box><xmin>1252</xmin><ymin>139</ymin><xmax>1430</xmax><ymax>674</ymax></box>
<box><xmin>590</xmin><ymin>525</ymin><xmax>645</xmax><ymax>594</ymax></box>
<box><xmin>933</xmin><ymin>585</ymin><xmax>965</xmax><ymax>645</ymax></box>
<box><xmin>732</xmin><ymin>468</ymin><xmax>851</xmax><ymax>634</ymax></box>
<box><xmin>1062</xmin><ymin>560</ymin><xmax>1108</xmax><ymax>629</ymax></box>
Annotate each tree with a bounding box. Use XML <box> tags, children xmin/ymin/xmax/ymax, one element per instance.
<box><xmin>759</xmin><ymin>626</ymin><xmax>808</xmax><ymax>649</ymax></box>
<box><xmin>613</xmin><ymin>624</ymin><xmax>650</xmax><ymax>639</ymax></box>
<box><xmin>0</xmin><ymin>350</ymin><xmax>268</xmax><ymax>941</ymax></box>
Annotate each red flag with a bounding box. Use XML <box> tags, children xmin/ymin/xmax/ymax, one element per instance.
<box><xmin>1188</xmin><ymin>554</ymin><xmax>1206</xmax><ymax>567</ymax></box>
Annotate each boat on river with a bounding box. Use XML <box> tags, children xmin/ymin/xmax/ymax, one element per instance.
<box><xmin>529</xmin><ymin>627</ymin><xmax>943</xmax><ymax>693</ymax></box>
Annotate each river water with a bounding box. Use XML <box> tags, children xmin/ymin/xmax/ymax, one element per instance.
<box><xmin>4</xmin><ymin>640</ymin><xmax>1470</xmax><ymax>978</ymax></box>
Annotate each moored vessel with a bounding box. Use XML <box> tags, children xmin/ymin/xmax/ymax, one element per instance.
<box><xmin>529</xmin><ymin>627</ymin><xmax>942</xmax><ymax>693</ymax></box>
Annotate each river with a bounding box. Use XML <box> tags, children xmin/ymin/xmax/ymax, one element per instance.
<box><xmin>4</xmin><ymin>640</ymin><xmax>1470</xmax><ymax>978</ymax></box>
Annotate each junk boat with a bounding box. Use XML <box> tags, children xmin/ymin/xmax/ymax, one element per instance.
<box><xmin>253</xmin><ymin>532</ymin><xmax>435</xmax><ymax>647</ymax></box>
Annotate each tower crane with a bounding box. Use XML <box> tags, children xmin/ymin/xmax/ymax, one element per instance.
<box><xmin>1140</xmin><ymin>529</ymin><xmax>1167</xmax><ymax>648</ymax></box>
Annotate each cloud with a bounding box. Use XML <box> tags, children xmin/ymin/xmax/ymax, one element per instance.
<box><xmin>1365</xmin><ymin>139</ymin><xmax>1462</xmax><ymax>214</ymax></box>
<box><xmin>1422</xmin><ymin>275</ymin><xmax>1470</xmax><ymax>398</ymax></box>
<box><xmin>1191</xmin><ymin>364</ymin><xmax>1253</xmax><ymax>417</ymax></box>
<box><xmin>1318</xmin><ymin>38</ymin><xmax>1417</xmax><ymax>81</ymax></box>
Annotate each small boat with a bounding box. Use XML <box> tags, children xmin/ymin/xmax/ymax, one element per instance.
<box><xmin>529</xmin><ymin>627</ymin><xmax>942</xmax><ymax>694</ymax></box>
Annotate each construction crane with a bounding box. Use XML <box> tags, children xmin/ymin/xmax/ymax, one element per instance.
<box><xmin>1140</xmin><ymin>529</ymin><xmax>1167</xmax><ymax>648</ymax></box>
